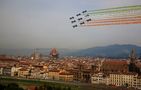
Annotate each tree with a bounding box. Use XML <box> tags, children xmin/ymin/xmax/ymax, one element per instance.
<box><xmin>0</xmin><ymin>84</ymin><xmax>6</xmax><ymax>90</ymax></box>
<box><xmin>5</xmin><ymin>83</ymin><xmax>24</xmax><ymax>90</ymax></box>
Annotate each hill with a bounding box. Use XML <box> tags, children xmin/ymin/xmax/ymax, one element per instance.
<box><xmin>0</xmin><ymin>44</ymin><xmax>141</xmax><ymax>58</ymax></box>
<box><xmin>67</xmin><ymin>44</ymin><xmax>141</xmax><ymax>58</ymax></box>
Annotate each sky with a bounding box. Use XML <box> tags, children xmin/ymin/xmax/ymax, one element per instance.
<box><xmin>0</xmin><ymin>0</ymin><xmax>141</xmax><ymax>49</ymax></box>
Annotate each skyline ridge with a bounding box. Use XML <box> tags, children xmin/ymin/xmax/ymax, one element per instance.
<box><xmin>0</xmin><ymin>44</ymin><xmax>141</xmax><ymax>58</ymax></box>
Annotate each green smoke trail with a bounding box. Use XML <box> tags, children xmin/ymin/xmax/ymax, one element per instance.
<box><xmin>87</xmin><ymin>5</ymin><xmax>141</xmax><ymax>15</ymax></box>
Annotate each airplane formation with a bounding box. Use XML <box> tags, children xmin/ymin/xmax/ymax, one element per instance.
<box><xmin>69</xmin><ymin>10</ymin><xmax>92</xmax><ymax>28</ymax></box>
<box><xmin>69</xmin><ymin>5</ymin><xmax>141</xmax><ymax>28</ymax></box>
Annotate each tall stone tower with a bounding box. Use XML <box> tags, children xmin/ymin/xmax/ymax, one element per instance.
<box><xmin>129</xmin><ymin>48</ymin><xmax>137</xmax><ymax>63</ymax></box>
<box><xmin>31</xmin><ymin>49</ymin><xmax>41</xmax><ymax>60</ymax></box>
<box><xmin>49</xmin><ymin>48</ymin><xmax>59</xmax><ymax>60</ymax></box>
<box><xmin>128</xmin><ymin>48</ymin><xmax>138</xmax><ymax>73</ymax></box>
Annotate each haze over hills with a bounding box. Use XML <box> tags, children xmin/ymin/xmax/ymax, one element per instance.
<box><xmin>68</xmin><ymin>44</ymin><xmax>141</xmax><ymax>58</ymax></box>
<box><xmin>0</xmin><ymin>44</ymin><xmax>141</xmax><ymax>58</ymax></box>
<box><xmin>0</xmin><ymin>48</ymin><xmax>74</xmax><ymax>57</ymax></box>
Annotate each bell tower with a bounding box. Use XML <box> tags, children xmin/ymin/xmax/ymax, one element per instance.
<box><xmin>128</xmin><ymin>48</ymin><xmax>138</xmax><ymax>73</ymax></box>
<box><xmin>129</xmin><ymin>48</ymin><xmax>137</xmax><ymax>63</ymax></box>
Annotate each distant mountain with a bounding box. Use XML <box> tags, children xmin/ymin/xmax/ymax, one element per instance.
<box><xmin>66</xmin><ymin>44</ymin><xmax>141</xmax><ymax>58</ymax></box>
<box><xmin>0</xmin><ymin>44</ymin><xmax>141</xmax><ymax>58</ymax></box>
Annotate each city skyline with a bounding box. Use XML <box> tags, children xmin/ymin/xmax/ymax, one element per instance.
<box><xmin>0</xmin><ymin>0</ymin><xmax>141</xmax><ymax>49</ymax></box>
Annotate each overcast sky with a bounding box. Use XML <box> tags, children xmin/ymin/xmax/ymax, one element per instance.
<box><xmin>0</xmin><ymin>0</ymin><xmax>141</xmax><ymax>49</ymax></box>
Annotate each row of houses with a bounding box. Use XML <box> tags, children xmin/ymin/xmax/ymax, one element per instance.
<box><xmin>91</xmin><ymin>72</ymin><xmax>141</xmax><ymax>89</ymax></box>
<box><xmin>1</xmin><ymin>62</ymin><xmax>141</xmax><ymax>89</ymax></box>
<box><xmin>0</xmin><ymin>66</ymin><xmax>74</xmax><ymax>82</ymax></box>
<box><xmin>1</xmin><ymin>66</ymin><xmax>141</xmax><ymax>89</ymax></box>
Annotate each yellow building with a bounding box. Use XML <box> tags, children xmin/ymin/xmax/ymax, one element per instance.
<box><xmin>11</xmin><ymin>66</ymin><xmax>21</xmax><ymax>76</ymax></box>
<box><xmin>109</xmin><ymin>73</ymin><xmax>140</xmax><ymax>88</ymax></box>
<box><xmin>48</xmin><ymin>70</ymin><xmax>60</xmax><ymax>80</ymax></box>
<box><xmin>59</xmin><ymin>72</ymin><xmax>73</xmax><ymax>82</ymax></box>
<box><xmin>136</xmin><ymin>76</ymin><xmax>141</xmax><ymax>89</ymax></box>
<box><xmin>0</xmin><ymin>66</ymin><xmax>3</xmax><ymax>75</ymax></box>
<box><xmin>18</xmin><ymin>68</ymin><xmax>29</xmax><ymax>78</ymax></box>
<box><xmin>91</xmin><ymin>72</ymin><xmax>109</xmax><ymax>85</ymax></box>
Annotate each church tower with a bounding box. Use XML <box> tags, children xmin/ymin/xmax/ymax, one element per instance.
<box><xmin>31</xmin><ymin>49</ymin><xmax>41</xmax><ymax>60</ymax></box>
<box><xmin>128</xmin><ymin>48</ymin><xmax>138</xmax><ymax>73</ymax></box>
<box><xmin>129</xmin><ymin>48</ymin><xmax>137</xmax><ymax>63</ymax></box>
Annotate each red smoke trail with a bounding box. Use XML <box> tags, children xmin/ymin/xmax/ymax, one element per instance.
<box><xmin>88</xmin><ymin>16</ymin><xmax>141</xmax><ymax>23</ymax></box>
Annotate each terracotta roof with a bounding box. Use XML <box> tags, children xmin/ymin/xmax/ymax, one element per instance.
<box><xmin>110</xmin><ymin>72</ymin><xmax>138</xmax><ymax>75</ymax></box>
<box><xmin>135</xmin><ymin>62</ymin><xmax>141</xmax><ymax>68</ymax></box>
<box><xmin>0</xmin><ymin>58</ymin><xmax>18</xmax><ymax>62</ymax></box>
<box><xmin>59</xmin><ymin>72</ymin><xmax>73</xmax><ymax>75</ymax></box>
<box><xmin>19</xmin><ymin>61</ymin><xmax>30</xmax><ymax>65</ymax></box>
<box><xmin>33</xmin><ymin>65</ymin><xmax>43</xmax><ymax>68</ymax></box>
<box><xmin>19</xmin><ymin>68</ymin><xmax>28</xmax><ymax>71</ymax></box>
<box><xmin>0</xmin><ymin>65</ymin><xmax>6</xmax><ymax>68</ymax></box>
<box><xmin>49</xmin><ymin>69</ymin><xmax>60</xmax><ymax>72</ymax></box>
<box><xmin>103</xmin><ymin>60</ymin><xmax>127</xmax><ymax>65</ymax></box>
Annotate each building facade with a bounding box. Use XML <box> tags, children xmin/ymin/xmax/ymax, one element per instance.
<box><xmin>109</xmin><ymin>73</ymin><xmax>141</xmax><ymax>89</ymax></box>
<box><xmin>59</xmin><ymin>72</ymin><xmax>73</xmax><ymax>82</ymax></box>
<box><xmin>48</xmin><ymin>70</ymin><xmax>60</xmax><ymax>80</ymax></box>
<box><xmin>91</xmin><ymin>72</ymin><xmax>109</xmax><ymax>85</ymax></box>
<box><xmin>3</xmin><ymin>67</ymin><xmax>12</xmax><ymax>76</ymax></box>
